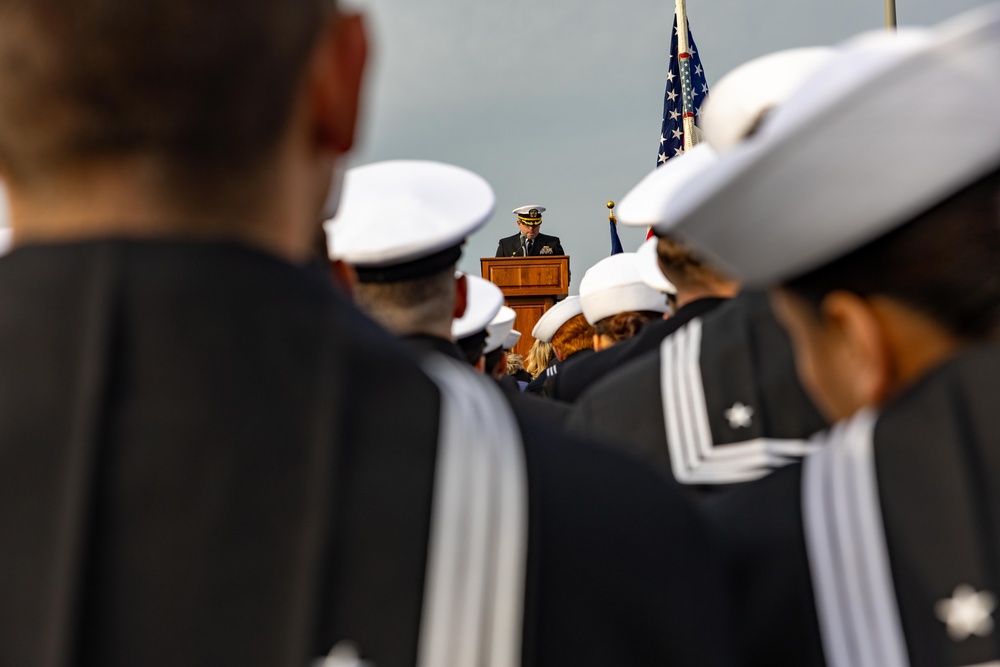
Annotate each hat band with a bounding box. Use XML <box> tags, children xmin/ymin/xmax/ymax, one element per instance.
<box><xmin>516</xmin><ymin>216</ymin><xmax>542</xmax><ymax>226</ymax></box>
<box><xmin>354</xmin><ymin>244</ymin><xmax>464</xmax><ymax>283</ymax></box>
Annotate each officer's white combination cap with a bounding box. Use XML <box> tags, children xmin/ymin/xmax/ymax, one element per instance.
<box><xmin>513</xmin><ymin>205</ymin><xmax>545</xmax><ymax>226</ymax></box>
<box><xmin>484</xmin><ymin>306</ymin><xmax>517</xmax><ymax>354</ymax></box>
<box><xmin>579</xmin><ymin>253</ymin><xmax>670</xmax><ymax>325</ymax></box>
<box><xmin>658</xmin><ymin>5</ymin><xmax>1000</xmax><ymax>285</ymax></box>
<box><xmin>617</xmin><ymin>47</ymin><xmax>837</xmax><ymax>235</ymax></box>
<box><xmin>452</xmin><ymin>275</ymin><xmax>505</xmax><ymax>340</ymax></box>
<box><xmin>531</xmin><ymin>296</ymin><xmax>583</xmax><ymax>343</ymax></box>
<box><xmin>636</xmin><ymin>237</ymin><xmax>677</xmax><ymax>295</ymax></box>
<box><xmin>326</xmin><ymin>160</ymin><xmax>495</xmax><ymax>282</ymax></box>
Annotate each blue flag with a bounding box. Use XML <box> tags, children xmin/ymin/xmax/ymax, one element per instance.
<box><xmin>610</xmin><ymin>218</ymin><xmax>624</xmax><ymax>255</ymax></box>
<box><xmin>656</xmin><ymin>15</ymin><xmax>709</xmax><ymax>167</ymax></box>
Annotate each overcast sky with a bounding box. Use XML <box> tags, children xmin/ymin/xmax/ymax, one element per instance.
<box><xmin>347</xmin><ymin>0</ymin><xmax>991</xmax><ymax>292</ymax></box>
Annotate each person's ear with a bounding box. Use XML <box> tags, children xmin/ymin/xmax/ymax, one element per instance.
<box><xmin>474</xmin><ymin>356</ymin><xmax>486</xmax><ymax>373</ymax></box>
<box><xmin>310</xmin><ymin>12</ymin><xmax>368</xmax><ymax>154</ymax></box>
<box><xmin>819</xmin><ymin>291</ymin><xmax>892</xmax><ymax>408</ymax></box>
<box><xmin>453</xmin><ymin>273</ymin><xmax>468</xmax><ymax>319</ymax></box>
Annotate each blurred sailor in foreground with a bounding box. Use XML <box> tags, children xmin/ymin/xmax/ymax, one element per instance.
<box><xmin>326</xmin><ymin>159</ymin><xmax>738</xmax><ymax>665</ymax></box>
<box><xmin>660</xmin><ymin>7</ymin><xmax>1000</xmax><ymax>665</ymax></box>
<box><xmin>496</xmin><ymin>205</ymin><xmax>565</xmax><ymax>257</ymax></box>
<box><xmin>565</xmin><ymin>47</ymin><xmax>835</xmax><ymax>491</ymax></box>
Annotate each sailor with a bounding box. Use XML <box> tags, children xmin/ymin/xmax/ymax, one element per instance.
<box><xmin>579</xmin><ymin>252</ymin><xmax>671</xmax><ymax>351</ymax></box>
<box><xmin>550</xmin><ymin>47</ymin><xmax>842</xmax><ymax>406</ymax></box>
<box><xmin>484</xmin><ymin>306</ymin><xmax>517</xmax><ymax>378</ymax></box>
<box><xmin>524</xmin><ymin>296</ymin><xmax>596</xmax><ymax>395</ymax></box>
<box><xmin>659</xmin><ymin>7</ymin><xmax>1000</xmax><ymax>665</ymax></box>
<box><xmin>563</xmin><ymin>46</ymin><xmax>839</xmax><ymax>490</ymax></box>
<box><xmin>496</xmin><ymin>205</ymin><xmax>565</xmax><ymax>257</ymax></box>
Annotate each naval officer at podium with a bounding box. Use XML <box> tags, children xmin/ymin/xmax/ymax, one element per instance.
<box><xmin>496</xmin><ymin>205</ymin><xmax>566</xmax><ymax>257</ymax></box>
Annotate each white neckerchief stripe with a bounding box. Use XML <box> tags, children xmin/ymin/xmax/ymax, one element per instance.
<box><xmin>804</xmin><ymin>409</ymin><xmax>909</xmax><ymax>667</ymax></box>
<box><xmin>660</xmin><ymin>318</ymin><xmax>816</xmax><ymax>484</ymax></box>
<box><xmin>418</xmin><ymin>356</ymin><xmax>528</xmax><ymax>667</ymax></box>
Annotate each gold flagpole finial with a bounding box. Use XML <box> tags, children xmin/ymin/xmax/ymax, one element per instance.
<box><xmin>607</xmin><ymin>200</ymin><xmax>617</xmax><ymax>223</ymax></box>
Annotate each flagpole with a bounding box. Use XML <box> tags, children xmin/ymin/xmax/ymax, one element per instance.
<box><xmin>675</xmin><ymin>0</ymin><xmax>699</xmax><ymax>151</ymax></box>
<box><xmin>884</xmin><ymin>0</ymin><xmax>897</xmax><ymax>30</ymax></box>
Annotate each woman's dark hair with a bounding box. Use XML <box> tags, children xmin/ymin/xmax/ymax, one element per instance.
<box><xmin>593</xmin><ymin>311</ymin><xmax>662</xmax><ymax>343</ymax></box>
<box><xmin>784</xmin><ymin>166</ymin><xmax>1000</xmax><ymax>340</ymax></box>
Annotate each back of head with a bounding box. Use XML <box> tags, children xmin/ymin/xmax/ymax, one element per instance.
<box><xmin>0</xmin><ymin>0</ymin><xmax>332</xmax><ymax>188</ymax></box>
<box><xmin>594</xmin><ymin>310</ymin><xmax>662</xmax><ymax>345</ymax></box>
<box><xmin>352</xmin><ymin>267</ymin><xmax>457</xmax><ymax>337</ymax></box>
<box><xmin>552</xmin><ymin>314</ymin><xmax>595</xmax><ymax>359</ymax></box>
<box><xmin>656</xmin><ymin>235</ymin><xmax>735</xmax><ymax>295</ymax></box>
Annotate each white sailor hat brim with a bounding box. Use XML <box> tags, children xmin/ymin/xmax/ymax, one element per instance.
<box><xmin>579</xmin><ymin>253</ymin><xmax>670</xmax><ymax>325</ymax></box>
<box><xmin>659</xmin><ymin>6</ymin><xmax>1000</xmax><ymax>285</ymax></box>
<box><xmin>452</xmin><ymin>275</ymin><xmax>505</xmax><ymax>340</ymax></box>
<box><xmin>484</xmin><ymin>306</ymin><xmax>517</xmax><ymax>354</ymax></box>
<box><xmin>531</xmin><ymin>296</ymin><xmax>583</xmax><ymax>343</ymax></box>
<box><xmin>617</xmin><ymin>144</ymin><xmax>718</xmax><ymax>233</ymax></box>
<box><xmin>503</xmin><ymin>330</ymin><xmax>522</xmax><ymax>351</ymax></box>
<box><xmin>636</xmin><ymin>237</ymin><xmax>677</xmax><ymax>295</ymax></box>
<box><xmin>326</xmin><ymin>160</ymin><xmax>495</xmax><ymax>276</ymax></box>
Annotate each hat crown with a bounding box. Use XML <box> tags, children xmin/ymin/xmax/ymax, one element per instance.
<box><xmin>579</xmin><ymin>253</ymin><xmax>670</xmax><ymax>324</ymax></box>
<box><xmin>327</xmin><ymin>160</ymin><xmax>495</xmax><ymax>267</ymax></box>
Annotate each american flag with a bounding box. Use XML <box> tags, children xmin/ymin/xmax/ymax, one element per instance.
<box><xmin>656</xmin><ymin>15</ymin><xmax>709</xmax><ymax>167</ymax></box>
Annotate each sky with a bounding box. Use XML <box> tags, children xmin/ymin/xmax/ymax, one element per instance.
<box><xmin>347</xmin><ymin>0</ymin><xmax>991</xmax><ymax>292</ymax></box>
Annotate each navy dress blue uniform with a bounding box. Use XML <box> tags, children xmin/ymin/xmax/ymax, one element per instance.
<box><xmin>496</xmin><ymin>232</ymin><xmax>564</xmax><ymax>258</ymax></box>
<box><xmin>567</xmin><ymin>291</ymin><xmax>826</xmax><ymax>498</ymax></box>
<box><xmin>708</xmin><ymin>346</ymin><xmax>1000</xmax><ymax>667</ymax></box>
<box><xmin>551</xmin><ymin>296</ymin><xmax>726</xmax><ymax>403</ymax></box>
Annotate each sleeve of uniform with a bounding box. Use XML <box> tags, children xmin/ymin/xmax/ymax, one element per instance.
<box><xmin>496</xmin><ymin>239</ymin><xmax>506</xmax><ymax>257</ymax></box>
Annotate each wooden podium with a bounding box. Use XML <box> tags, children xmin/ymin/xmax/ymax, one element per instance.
<box><xmin>481</xmin><ymin>255</ymin><xmax>570</xmax><ymax>357</ymax></box>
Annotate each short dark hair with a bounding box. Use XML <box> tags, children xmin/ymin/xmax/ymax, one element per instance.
<box><xmin>0</xmin><ymin>0</ymin><xmax>334</xmax><ymax>184</ymax></box>
<box><xmin>784</xmin><ymin>166</ymin><xmax>1000</xmax><ymax>340</ymax></box>
<box><xmin>484</xmin><ymin>347</ymin><xmax>504</xmax><ymax>376</ymax></box>
<box><xmin>456</xmin><ymin>330</ymin><xmax>488</xmax><ymax>367</ymax></box>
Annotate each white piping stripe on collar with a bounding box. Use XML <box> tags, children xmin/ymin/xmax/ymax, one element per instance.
<box><xmin>803</xmin><ymin>409</ymin><xmax>909</xmax><ymax>667</ymax></box>
<box><xmin>660</xmin><ymin>318</ymin><xmax>817</xmax><ymax>484</ymax></box>
<box><xmin>417</xmin><ymin>356</ymin><xmax>528</xmax><ymax>667</ymax></box>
